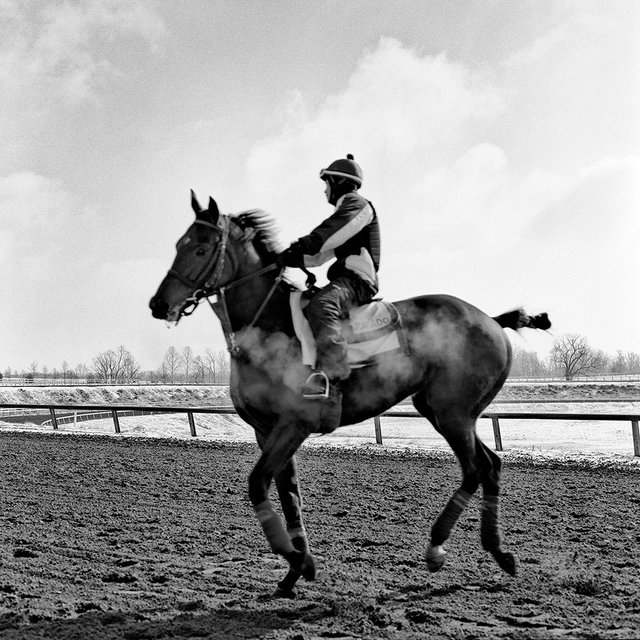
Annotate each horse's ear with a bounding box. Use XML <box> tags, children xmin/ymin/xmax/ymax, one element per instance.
<box><xmin>191</xmin><ymin>189</ymin><xmax>202</xmax><ymax>214</ymax></box>
<box><xmin>208</xmin><ymin>196</ymin><xmax>220</xmax><ymax>223</ymax></box>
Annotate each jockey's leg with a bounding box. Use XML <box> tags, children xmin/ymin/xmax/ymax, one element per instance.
<box><xmin>306</xmin><ymin>278</ymin><xmax>356</xmax><ymax>382</ymax></box>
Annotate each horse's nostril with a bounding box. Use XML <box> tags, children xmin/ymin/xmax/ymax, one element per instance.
<box><xmin>149</xmin><ymin>296</ymin><xmax>169</xmax><ymax>319</ymax></box>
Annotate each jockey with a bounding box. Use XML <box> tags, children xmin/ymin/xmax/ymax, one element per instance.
<box><xmin>280</xmin><ymin>154</ymin><xmax>381</xmax><ymax>399</ymax></box>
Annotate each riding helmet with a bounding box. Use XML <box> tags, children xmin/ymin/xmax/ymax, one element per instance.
<box><xmin>319</xmin><ymin>154</ymin><xmax>363</xmax><ymax>187</ymax></box>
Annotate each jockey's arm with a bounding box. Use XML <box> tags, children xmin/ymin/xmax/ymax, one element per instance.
<box><xmin>289</xmin><ymin>194</ymin><xmax>374</xmax><ymax>266</ymax></box>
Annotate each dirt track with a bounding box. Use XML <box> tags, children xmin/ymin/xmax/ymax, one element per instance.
<box><xmin>1</xmin><ymin>432</ymin><xmax>638</xmax><ymax>639</ymax></box>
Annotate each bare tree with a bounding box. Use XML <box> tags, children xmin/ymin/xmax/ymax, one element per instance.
<box><xmin>550</xmin><ymin>334</ymin><xmax>606</xmax><ymax>380</ymax></box>
<box><xmin>193</xmin><ymin>355</ymin><xmax>206</xmax><ymax>383</ymax></box>
<box><xmin>61</xmin><ymin>360</ymin><xmax>70</xmax><ymax>382</ymax></box>
<box><xmin>92</xmin><ymin>346</ymin><xmax>140</xmax><ymax>383</ymax></box>
<box><xmin>161</xmin><ymin>346</ymin><xmax>181</xmax><ymax>382</ymax></box>
<box><xmin>30</xmin><ymin>361</ymin><xmax>38</xmax><ymax>377</ymax></box>
<box><xmin>610</xmin><ymin>350</ymin><xmax>626</xmax><ymax>374</ymax></box>
<box><xmin>93</xmin><ymin>350</ymin><xmax>117</xmax><ymax>383</ymax></box>
<box><xmin>214</xmin><ymin>350</ymin><xmax>230</xmax><ymax>383</ymax></box>
<box><xmin>626</xmin><ymin>352</ymin><xmax>640</xmax><ymax>374</ymax></box>
<box><xmin>205</xmin><ymin>349</ymin><xmax>217</xmax><ymax>382</ymax></box>
<box><xmin>120</xmin><ymin>347</ymin><xmax>141</xmax><ymax>382</ymax></box>
<box><xmin>510</xmin><ymin>346</ymin><xmax>548</xmax><ymax>378</ymax></box>
<box><xmin>75</xmin><ymin>363</ymin><xmax>89</xmax><ymax>380</ymax></box>
<box><xmin>181</xmin><ymin>346</ymin><xmax>194</xmax><ymax>382</ymax></box>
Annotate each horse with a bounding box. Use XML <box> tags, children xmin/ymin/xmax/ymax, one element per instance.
<box><xmin>149</xmin><ymin>191</ymin><xmax>551</xmax><ymax>597</ymax></box>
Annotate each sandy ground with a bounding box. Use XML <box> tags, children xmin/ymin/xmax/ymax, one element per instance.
<box><xmin>0</xmin><ymin>384</ymin><xmax>639</xmax><ymax>638</ymax></box>
<box><xmin>0</xmin><ymin>434</ymin><xmax>638</xmax><ymax>640</ymax></box>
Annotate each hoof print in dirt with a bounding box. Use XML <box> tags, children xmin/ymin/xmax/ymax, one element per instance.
<box><xmin>177</xmin><ymin>599</ymin><xmax>205</xmax><ymax>612</ymax></box>
<box><xmin>114</xmin><ymin>558</ymin><xmax>138</xmax><ymax>568</ymax></box>
<box><xmin>271</xmin><ymin>587</ymin><xmax>297</xmax><ymax>600</ymax></box>
<box><xmin>101</xmin><ymin>572</ymin><xmax>138</xmax><ymax>584</ymax></box>
<box><xmin>405</xmin><ymin>608</ymin><xmax>441</xmax><ymax>625</ymax></box>
<box><xmin>75</xmin><ymin>602</ymin><xmax>102</xmax><ymax>614</ymax></box>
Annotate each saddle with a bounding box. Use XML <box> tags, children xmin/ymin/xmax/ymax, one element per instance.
<box><xmin>289</xmin><ymin>290</ymin><xmax>409</xmax><ymax>369</ymax></box>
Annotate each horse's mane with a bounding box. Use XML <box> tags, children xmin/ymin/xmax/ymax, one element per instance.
<box><xmin>233</xmin><ymin>209</ymin><xmax>286</xmax><ymax>258</ymax></box>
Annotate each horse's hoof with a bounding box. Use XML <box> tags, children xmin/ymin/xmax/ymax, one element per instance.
<box><xmin>300</xmin><ymin>552</ymin><xmax>316</xmax><ymax>581</ymax></box>
<box><xmin>493</xmin><ymin>550</ymin><xmax>517</xmax><ymax>576</ymax></box>
<box><xmin>273</xmin><ymin>586</ymin><xmax>297</xmax><ymax>599</ymax></box>
<box><xmin>426</xmin><ymin>544</ymin><xmax>447</xmax><ymax>573</ymax></box>
<box><xmin>288</xmin><ymin>551</ymin><xmax>316</xmax><ymax>581</ymax></box>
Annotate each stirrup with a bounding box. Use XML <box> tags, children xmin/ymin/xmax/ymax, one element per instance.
<box><xmin>302</xmin><ymin>370</ymin><xmax>330</xmax><ymax>399</ymax></box>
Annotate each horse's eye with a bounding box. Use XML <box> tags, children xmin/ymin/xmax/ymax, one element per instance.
<box><xmin>195</xmin><ymin>247</ymin><xmax>208</xmax><ymax>256</ymax></box>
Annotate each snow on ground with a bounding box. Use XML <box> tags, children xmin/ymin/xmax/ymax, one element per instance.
<box><xmin>1</xmin><ymin>385</ymin><xmax>639</xmax><ymax>466</ymax></box>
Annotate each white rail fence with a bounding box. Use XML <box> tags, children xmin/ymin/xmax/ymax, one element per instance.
<box><xmin>1</xmin><ymin>402</ymin><xmax>639</xmax><ymax>457</ymax></box>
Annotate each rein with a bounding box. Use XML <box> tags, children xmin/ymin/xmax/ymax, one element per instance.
<box><xmin>166</xmin><ymin>215</ymin><xmax>284</xmax><ymax>355</ymax></box>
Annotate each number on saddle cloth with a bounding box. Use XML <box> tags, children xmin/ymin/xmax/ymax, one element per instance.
<box><xmin>289</xmin><ymin>292</ymin><xmax>408</xmax><ymax>369</ymax></box>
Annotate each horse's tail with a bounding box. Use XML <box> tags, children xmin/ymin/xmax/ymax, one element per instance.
<box><xmin>492</xmin><ymin>309</ymin><xmax>551</xmax><ymax>331</ymax></box>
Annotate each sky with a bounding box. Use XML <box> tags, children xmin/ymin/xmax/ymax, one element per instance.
<box><xmin>1</xmin><ymin>0</ymin><xmax>638</xmax><ymax>374</ymax></box>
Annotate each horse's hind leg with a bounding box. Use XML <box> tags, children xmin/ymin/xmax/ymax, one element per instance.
<box><xmin>413</xmin><ymin>395</ymin><xmax>478</xmax><ymax>555</ymax></box>
<box><xmin>414</xmin><ymin>405</ymin><xmax>482</xmax><ymax>572</ymax></box>
<box><xmin>476</xmin><ymin>437</ymin><xmax>516</xmax><ymax>575</ymax></box>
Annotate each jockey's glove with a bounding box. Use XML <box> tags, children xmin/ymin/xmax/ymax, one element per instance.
<box><xmin>279</xmin><ymin>243</ymin><xmax>305</xmax><ymax>268</ymax></box>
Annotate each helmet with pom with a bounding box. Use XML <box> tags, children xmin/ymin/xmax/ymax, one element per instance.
<box><xmin>319</xmin><ymin>154</ymin><xmax>363</xmax><ymax>187</ymax></box>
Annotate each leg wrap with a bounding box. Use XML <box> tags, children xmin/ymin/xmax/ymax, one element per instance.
<box><xmin>255</xmin><ymin>500</ymin><xmax>295</xmax><ymax>555</ymax></box>
<box><xmin>431</xmin><ymin>489</ymin><xmax>472</xmax><ymax>546</ymax></box>
<box><xmin>481</xmin><ymin>495</ymin><xmax>503</xmax><ymax>551</ymax></box>
<box><xmin>287</xmin><ymin>525</ymin><xmax>309</xmax><ymax>552</ymax></box>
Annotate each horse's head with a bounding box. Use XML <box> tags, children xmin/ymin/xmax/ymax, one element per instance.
<box><xmin>149</xmin><ymin>191</ymin><xmax>235</xmax><ymax>323</ymax></box>
<box><xmin>150</xmin><ymin>191</ymin><xmax>283</xmax><ymax>324</ymax></box>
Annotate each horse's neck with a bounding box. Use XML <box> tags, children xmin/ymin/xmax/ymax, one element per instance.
<box><xmin>225</xmin><ymin>269</ymin><xmax>290</xmax><ymax>333</ymax></box>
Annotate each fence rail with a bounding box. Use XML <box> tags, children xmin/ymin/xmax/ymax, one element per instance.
<box><xmin>1</xmin><ymin>402</ymin><xmax>638</xmax><ymax>456</ymax></box>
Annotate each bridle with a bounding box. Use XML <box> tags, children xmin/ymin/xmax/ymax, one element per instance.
<box><xmin>165</xmin><ymin>213</ymin><xmax>283</xmax><ymax>355</ymax></box>
<box><xmin>167</xmin><ymin>216</ymin><xmax>231</xmax><ymax>313</ymax></box>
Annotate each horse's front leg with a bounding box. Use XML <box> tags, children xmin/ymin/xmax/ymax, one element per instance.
<box><xmin>248</xmin><ymin>425</ymin><xmax>315</xmax><ymax>591</ymax></box>
<box><xmin>272</xmin><ymin>455</ymin><xmax>310</xmax><ymax>597</ymax></box>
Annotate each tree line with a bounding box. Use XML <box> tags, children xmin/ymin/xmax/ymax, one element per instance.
<box><xmin>511</xmin><ymin>333</ymin><xmax>640</xmax><ymax>380</ymax></box>
<box><xmin>2</xmin><ymin>333</ymin><xmax>639</xmax><ymax>384</ymax></box>
<box><xmin>1</xmin><ymin>345</ymin><xmax>231</xmax><ymax>384</ymax></box>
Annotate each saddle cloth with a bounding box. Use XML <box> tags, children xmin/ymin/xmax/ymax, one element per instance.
<box><xmin>289</xmin><ymin>290</ymin><xmax>408</xmax><ymax>369</ymax></box>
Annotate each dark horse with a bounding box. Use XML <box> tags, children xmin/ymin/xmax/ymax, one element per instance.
<box><xmin>149</xmin><ymin>192</ymin><xmax>550</xmax><ymax>596</ymax></box>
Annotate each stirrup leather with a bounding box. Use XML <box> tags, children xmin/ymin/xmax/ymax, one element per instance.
<box><xmin>302</xmin><ymin>370</ymin><xmax>330</xmax><ymax>399</ymax></box>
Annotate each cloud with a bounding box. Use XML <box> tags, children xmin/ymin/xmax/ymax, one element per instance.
<box><xmin>0</xmin><ymin>172</ymin><xmax>81</xmax><ymax>274</ymax></box>
<box><xmin>245</xmin><ymin>37</ymin><xmax>504</xmax><ymax>237</ymax></box>
<box><xmin>0</xmin><ymin>0</ymin><xmax>165</xmax><ymax>102</ymax></box>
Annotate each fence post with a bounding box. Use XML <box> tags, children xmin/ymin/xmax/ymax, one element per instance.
<box><xmin>188</xmin><ymin>411</ymin><xmax>197</xmax><ymax>437</ymax></box>
<box><xmin>49</xmin><ymin>408</ymin><xmax>58</xmax><ymax>431</ymax></box>
<box><xmin>374</xmin><ymin>416</ymin><xmax>382</xmax><ymax>445</ymax></box>
<box><xmin>632</xmin><ymin>420</ymin><xmax>640</xmax><ymax>457</ymax></box>
<box><xmin>111</xmin><ymin>410</ymin><xmax>121</xmax><ymax>434</ymax></box>
<box><xmin>491</xmin><ymin>417</ymin><xmax>503</xmax><ymax>451</ymax></box>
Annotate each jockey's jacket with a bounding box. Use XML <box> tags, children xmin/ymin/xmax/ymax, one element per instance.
<box><xmin>294</xmin><ymin>192</ymin><xmax>380</xmax><ymax>292</ymax></box>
